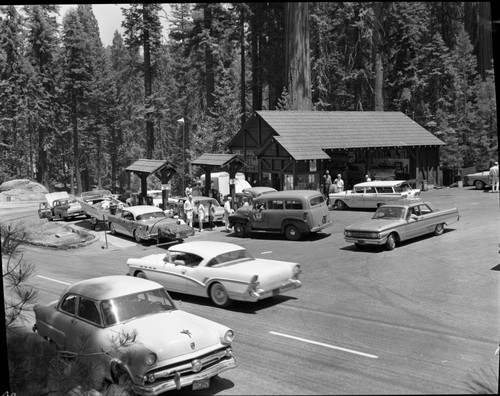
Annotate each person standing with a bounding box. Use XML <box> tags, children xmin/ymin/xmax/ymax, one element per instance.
<box><xmin>183</xmin><ymin>194</ymin><xmax>194</xmax><ymax>227</ymax></box>
<box><xmin>335</xmin><ymin>174</ymin><xmax>344</xmax><ymax>192</ymax></box>
<box><xmin>365</xmin><ymin>174</ymin><xmax>372</xmax><ymax>182</ymax></box>
<box><xmin>195</xmin><ymin>200</ymin><xmax>206</xmax><ymax>232</ymax></box>
<box><xmin>207</xmin><ymin>200</ymin><xmax>216</xmax><ymax>230</ymax></box>
<box><xmin>223</xmin><ymin>196</ymin><xmax>233</xmax><ymax>232</ymax></box>
<box><xmin>242</xmin><ymin>196</ymin><xmax>249</xmax><ymax>207</ymax></box>
<box><xmin>323</xmin><ymin>170</ymin><xmax>332</xmax><ymax>199</ymax></box>
<box><xmin>489</xmin><ymin>161</ymin><xmax>499</xmax><ymax>193</ymax></box>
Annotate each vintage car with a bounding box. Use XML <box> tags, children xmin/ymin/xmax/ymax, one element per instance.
<box><xmin>108</xmin><ymin>205</ymin><xmax>195</xmax><ymax>242</ymax></box>
<box><xmin>229</xmin><ymin>190</ymin><xmax>334</xmax><ymax>241</ymax></box>
<box><xmin>464</xmin><ymin>170</ymin><xmax>491</xmax><ymax>190</ymax></box>
<box><xmin>168</xmin><ymin>196</ymin><xmax>225</xmax><ymax>224</ymax></box>
<box><xmin>32</xmin><ymin>275</ymin><xmax>236</xmax><ymax>395</ymax></box>
<box><xmin>329</xmin><ymin>180</ymin><xmax>421</xmax><ymax>210</ymax></box>
<box><xmin>127</xmin><ymin>241</ymin><xmax>302</xmax><ymax>308</ymax></box>
<box><xmin>38</xmin><ymin>191</ymin><xmax>85</xmax><ymax>221</ymax></box>
<box><xmin>344</xmin><ymin>201</ymin><xmax>460</xmax><ymax>250</ymax></box>
<box><xmin>234</xmin><ymin>186</ymin><xmax>277</xmax><ymax>207</ymax></box>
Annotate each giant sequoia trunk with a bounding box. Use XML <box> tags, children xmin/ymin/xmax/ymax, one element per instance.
<box><xmin>285</xmin><ymin>2</ymin><xmax>311</xmax><ymax>110</ymax></box>
<box><xmin>372</xmin><ymin>2</ymin><xmax>384</xmax><ymax>111</ymax></box>
<box><xmin>143</xmin><ymin>7</ymin><xmax>154</xmax><ymax>159</ymax></box>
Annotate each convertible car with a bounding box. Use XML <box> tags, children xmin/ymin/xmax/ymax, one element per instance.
<box><xmin>32</xmin><ymin>275</ymin><xmax>237</xmax><ymax>395</ymax></box>
<box><xmin>107</xmin><ymin>205</ymin><xmax>195</xmax><ymax>242</ymax></box>
<box><xmin>344</xmin><ymin>201</ymin><xmax>459</xmax><ymax>250</ymax></box>
<box><xmin>127</xmin><ymin>241</ymin><xmax>302</xmax><ymax>307</ymax></box>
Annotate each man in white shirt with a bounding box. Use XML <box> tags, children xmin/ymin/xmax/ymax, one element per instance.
<box><xmin>489</xmin><ymin>161</ymin><xmax>499</xmax><ymax>193</ymax></box>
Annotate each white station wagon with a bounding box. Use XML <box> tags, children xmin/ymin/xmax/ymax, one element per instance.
<box><xmin>329</xmin><ymin>180</ymin><xmax>421</xmax><ymax>210</ymax></box>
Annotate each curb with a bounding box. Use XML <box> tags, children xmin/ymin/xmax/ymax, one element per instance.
<box><xmin>28</xmin><ymin>226</ymin><xmax>100</xmax><ymax>250</ymax></box>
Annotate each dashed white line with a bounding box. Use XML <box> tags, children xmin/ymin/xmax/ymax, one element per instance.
<box><xmin>261</xmin><ymin>251</ymin><xmax>273</xmax><ymax>254</ymax></box>
<box><xmin>269</xmin><ymin>331</ymin><xmax>378</xmax><ymax>359</ymax></box>
<box><xmin>37</xmin><ymin>275</ymin><xmax>71</xmax><ymax>286</ymax></box>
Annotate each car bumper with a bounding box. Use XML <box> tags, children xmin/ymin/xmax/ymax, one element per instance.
<box><xmin>132</xmin><ymin>356</ymin><xmax>237</xmax><ymax>395</ymax></box>
<box><xmin>345</xmin><ymin>237</ymin><xmax>387</xmax><ymax>246</ymax></box>
<box><xmin>310</xmin><ymin>219</ymin><xmax>334</xmax><ymax>233</ymax></box>
<box><xmin>241</xmin><ymin>279</ymin><xmax>302</xmax><ymax>302</ymax></box>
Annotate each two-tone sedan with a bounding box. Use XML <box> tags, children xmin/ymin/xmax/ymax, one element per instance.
<box><xmin>127</xmin><ymin>241</ymin><xmax>302</xmax><ymax>307</ymax></box>
<box><xmin>32</xmin><ymin>275</ymin><xmax>237</xmax><ymax>395</ymax></box>
<box><xmin>464</xmin><ymin>170</ymin><xmax>491</xmax><ymax>190</ymax></box>
<box><xmin>107</xmin><ymin>205</ymin><xmax>195</xmax><ymax>242</ymax></box>
<box><xmin>344</xmin><ymin>201</ymin><xmax>459</xmax><ymax>250</ymax></box>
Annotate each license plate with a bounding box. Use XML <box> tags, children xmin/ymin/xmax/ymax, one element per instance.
<box><xmin>357</xmin><ymin>240</ymin><xmax>365</xmax><ymax>244</ymax></box>
<box><xmin>192</xmin><ymin>378</ymin><xmax>210</xmax><ymax>390</ymax></box>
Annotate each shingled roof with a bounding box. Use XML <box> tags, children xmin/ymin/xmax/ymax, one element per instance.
<box><xmin>191</xmin><ymin>153</ymin><xmax>246</xmax><ymax>167</ymax></box>
<box><xmin>126</xmin><ymin>159</ymin><xmax>176</xmax><ymax>174</ymax></box>
<box><xmin>253</xmin><ymin>111</ymin><xmax>445</xmax><ymax>161</ymax></box>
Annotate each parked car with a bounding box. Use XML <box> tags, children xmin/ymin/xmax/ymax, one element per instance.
<box><xmin>229</xmin><ymin>190</ymin><xmax>334</xmax><ymax>241</ymax></box>
<box><xmin>127</xmin><ymin>241</ymin><xmax>302</xmax><ymax>308</ymax></box>
<box><xmin>234</xmin><ymin>186</ymin><xmax>277</xmax><ymax>207</ymax></box>
<box><xmin>32</xmin><ymin>275</ymin><xmax>237</xmax><ymax>395</ymax></box>
<box><xmin>464</xmin><ymin>170</ymin><xmax>491</xmax><ymax>190</ymax></box>
<box><xmin>107</xmin><ymin>205</ymin><xmax>195</xmax><ymax>242</ymax></box>
<box><xmin>344</xmin><ymin>201</ymin><xmax>459</xmax><ymax>250</ymax></box>
<box><xmin>38</xmin><ymin>192</ymin><xmax>85</xmax><ymax>221</ymax></box>
<box><xmin>329</xmin><ymin>180</ymin><xmax>421</xmax><ymax>210</ymax></box>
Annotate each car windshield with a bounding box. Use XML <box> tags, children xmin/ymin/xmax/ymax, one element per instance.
<box><xmin>136</xmin><ymin>211</ymin><xmax>166</xmax><ymax>221</ymax></box>
<box><xmin>100</xmin><ymin>288</ymin><xmax>176</xmax><ymax>326</ymax></box>
<box><xmin>206</xmin><ymin>249</ymin><xmax>254</xmax><ymax>267</ymax></box>
<box><xmin>372</xmin><ymin>206</ymin><xmax>405</xmax><ymax>220</ymax></box>
<box><xmin>394</xmin><ymin>183</ymin><xmax>412</xmax><ymax>193</ymax></box>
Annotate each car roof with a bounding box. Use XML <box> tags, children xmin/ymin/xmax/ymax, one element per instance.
<box><xmin>168</xmin><ymin>241</ymin><xmax>244</xmax><ymax>257</ymax></box>
<box><xmin>377</xmin><ymin>201</ymin><xmax>430</xmax><ymax>209</ymax></box>
<box><xmin>354</xmin><ymin>180</ymin><xmax>413</xmax><ymax>188</ymax></box>
<box><xmin>254</xmin><ymin>189</ymin><xmax>322</xmax><ymax>200</ymax></box>
<box><xmin>242</xmin><ymin>186</ymin><xmax>277</xmax><ymax>196</ymax></box>
<box><xmin>64</xmin><ymin>275</ymin><xmax>163</xmax><ymax>300</ymax></box>
<box><xmin>125</xmin><ymin>205</ymin><xmax>164</xmax><ymax>215</ymax></box>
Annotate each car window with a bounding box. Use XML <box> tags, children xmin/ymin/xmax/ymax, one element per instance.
<box><xmin>168</xmin><ymin>252</ymin><xmax>203</xmax><ymax>267</ymax></box>
<box><xmin>309</xmin><ymin>195</ymin><xmax>325</xmax><ymax>206</ymax></box>
<box><xmin>373</xmin><ymin>206</ymin><xmax>404</xmax><ymax>219</ymax></box>
<box><xmin>269</xmin><ymin>199</ymin><xmax>284</xmax><ymax>210</ymax></box>
<box><xmin>285</xmin><ymin>200</ymin><xmax>303</xmax><ymax>210</ymax></box>
<box><xmin>123</xmin><ymin>211</ymin><xmax>134</xmax><ymax>220</ymax></box>
<box><xmin>376</xmin><ymin>187</ymin><xmax>394</xmax><ymax>193</ymax></box>
<box><xmin>78</xmin><ymin>297</ymin><xmax>102</xmax><ymax>325</ymax></box>
<box><xmin>136</xmin><ymin>211</ymin><xmax>166</xmax><ymax>221</ymax></box>
<box><xmin>365</xmin><ymin>187</ymin><xmax>376</xmax><ymax>193</ymax></box>
<box><xmin>60</xmin><ymin>294</ymin><xmax>77</xmax><ymax>315</ymax></box>
<box><xmin>418</xmin><ymin>204</ymin><xmax>433</xmax><ymax>215</ymax></box>
<box><xmin>206</xmin><ymin>249</ymin><xmax>254</xmax><ymax>267</ymax></box>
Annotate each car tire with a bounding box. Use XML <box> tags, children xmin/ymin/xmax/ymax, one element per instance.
<box><xmin>109</xmin><ymin>223</ymin><xmax>116</xmax><ymax>235</ymax></box>
<box><xmin>336</xmin><ymin>200</ymin><xmax>348</xmax><ymax>210</ymax></box>
<box><xmin>209</xmin><ymin>282</ymin><xmax>232</xmax><ymax>308</ymax></box>
<box><xmin>434</xmin><ymin>223</ymin><xmax>444</xmax><ymax>236</ymax></box>
<box><xmin>133</xmin><ymin>230</ymin><xmax>141</xmax><ymax>243</ymax></box>
<box><xmin>474</xmin><ymin>180</ymin><xmax>485</xmax><ymax>190</ymax></box>
<box><xmin>385</xmin><ymin>233</ymin><xmax>397</xmax><ymax>250</ymax></box>
<box><xmin>135</xmin><ymin>271</ymin><xmax>148</xmax><ymax>279</ymax></box>
<box><xmin>284</xmin><ymin>224</ymin><xmax>301</xmax><ymax>241</ymax></box>
<box><xmin>234</xmin><ymin>223</ymin><xmax>246</xmax><ymax>237</ymax></box>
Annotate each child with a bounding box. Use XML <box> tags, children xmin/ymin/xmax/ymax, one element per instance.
<box><xmin>196</xmin><ymin>201</ymin><xmax>206</xmax><ymax>232</ymax></box>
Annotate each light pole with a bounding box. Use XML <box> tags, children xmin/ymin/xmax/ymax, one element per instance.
<box><xmin>177</xmin><ymin>117</ymin><xmax>185</xmax><ymax>193</ymax></box>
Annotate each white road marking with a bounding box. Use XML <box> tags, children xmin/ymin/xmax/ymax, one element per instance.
<box><xmin>261</xmin><ymin>251</ymin><xmax>273</xmax><ymax>254</ymax></box>
<box><xmin>269</xmin><ymin>331</ymin><xmax>378</xmax><ymax>359</ymax></box>
<box><xmin>37</xmin><ymin>275</ymin><xmax>71</xmax><ymax>286</ymax></box>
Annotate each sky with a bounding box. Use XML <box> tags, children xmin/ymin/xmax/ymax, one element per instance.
<box><xmin>57</xmin><ymin>4</ymin><xmax>171</xmax><ymax>47</ymax></box>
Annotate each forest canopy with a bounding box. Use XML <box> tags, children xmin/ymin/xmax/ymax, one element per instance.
<box><xmin>0</xmin><ymin>2</ymin><xmax>497</xmax><ymax>195</ymax></box>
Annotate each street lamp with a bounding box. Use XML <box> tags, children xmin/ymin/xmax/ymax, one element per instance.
<box><xmin>177</xmin><ymin>117</ymin><xmax>185</xmax><ymax>193</ymax></box>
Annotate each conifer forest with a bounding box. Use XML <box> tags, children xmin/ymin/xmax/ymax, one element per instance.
<box><xmin>0</xmin><ymin>3</ymin><xmax>497</xmax><ymax>196</ymax></box>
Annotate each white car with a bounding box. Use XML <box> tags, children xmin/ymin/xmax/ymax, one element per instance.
<box><xmin>33</xmin><ymin>275</ymin><xmax>236</xmax><ymax>395</ymax></box>
<box><xmin>329</xmin><ymin>180</ymin><xmax>421</xmax><ymax>210</ymax></box>
<box><xmin>127</xmin><ymin>241</ymin><xmax>302</xmax><ymax>307</ymax></box>
<box><xmin>464</xmin><ymin>170</ymin><xmax>490</xmax><ymax>190</ymax></box>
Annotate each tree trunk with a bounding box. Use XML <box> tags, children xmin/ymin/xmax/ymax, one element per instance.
<box><xmin>372</xmin><ymin>2</ymin><xmax>384</xmax><ymax>111</ymax></box>
<box><xmin>285</xmin><ymin>2</ymin><xmax>311</xmax><ymax>110</ymax></box>
<box><xmin>251</xmin><ymin>5</ymin><xmax>263</xmax><ymax>111</ymax></box>
<box><xmin>204</xmin><ymin>4</ymin><xmax>215</xmax><ymax>114</ymax></box>
<box><xmin>143</xmin><ymin>6</ymin><xmax>154</xmax><ymax>158</ymax></box>
<box><xmin>72</xmin><ymin>94</ymin><xmax>82</xmax><ymax>195</ymax></box>
<box><xmin>240</xmin><ymin>7</ymin><xmax>246</xmax><ymax>125</ymax></box>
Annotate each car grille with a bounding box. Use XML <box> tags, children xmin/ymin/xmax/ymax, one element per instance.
<box><xmin>346</xmin><ymin>231</ymin><xmax>378</xmax><ymax>239</ymax></box>
<box><xmin>144</xmin><ymin>347</ymin><xmax>232</xmax><ymax>384</ymax></box>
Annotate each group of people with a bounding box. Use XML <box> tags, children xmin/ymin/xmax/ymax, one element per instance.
<box><xmin>323</xmin><ymin>170</ymin><xmax>345</xmax><ymax>204</ymax></box>
<box><xmin>182</xmin><ymin>193</ymin><xmax>217</xmax><ymax>232</ymax></box>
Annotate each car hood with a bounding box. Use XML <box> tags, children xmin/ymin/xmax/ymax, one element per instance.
<box><xmin>119</xmin><ymin>310</ymin><xmax>226</xmax><ymax>360</ymax></box>
<box><xmin>345</xmin><ymin>218</ymin><xmax>405</xmax><ymax>232</ymax></box>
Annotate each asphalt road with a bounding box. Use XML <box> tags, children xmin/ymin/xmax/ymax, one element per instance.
<box><xmin>2</xmin><ymin>186</ymin><xmax>499</xmax><ymax>394</ymax></box>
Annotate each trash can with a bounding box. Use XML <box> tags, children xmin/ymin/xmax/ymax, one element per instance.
<box><xmin>421</xmin><ymin>180</ymin><xmax>428</xmax><ymax>191</ymax></box>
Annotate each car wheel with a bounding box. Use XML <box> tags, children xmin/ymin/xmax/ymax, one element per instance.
<box><xmin>48</xmin><ymin>216</ymin><xmax>53</xmax><ymax>222</ymax></box>
<box><xmin>133</xmin><ymin>230</ymin><xmax>141</xmax><ymax>243</ymax></box>
<box><xmin>336</xmin><ymin>200</ymin><xmax>348</xmax><ymax>210</ymax></box>
<box><xmin>385</xmin><ymin>233</ymin><xmax>397</xmax><ymax>250</ymax></box>
<box><xmin>234</xmin><ymin>223</ymin><xmax>246</xmax><ymax>237</ymax></box>
<box><xmin>434</xmin><ymin>223</ymin><xmax>444</xmax><ymax>236</ymax></box>
<box><xmin>474</xmin><ymin>180</ymin><xmax>485</xmax><ymax>190</ymax></box>
<box><xmin>284</xmin><ymin>224</ymin><xmax>301</xmax><ymax>241</ymax></box>
<box><xmin>209</xmin><ymin>282</ymin><xmax>232</xmax><ymax>308</ymax></box>
<box><xmin>109</xmin><ymin>223</ymin><xmax>116</xmax><ymax>235</ymax></box>
<box><xmin>135</xmin><ymin>271</ymin><xmax>148</xmax><ymax>279</ymax></box>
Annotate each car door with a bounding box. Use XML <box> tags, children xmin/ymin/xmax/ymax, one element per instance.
<box><xmin>361</xmin><ymin>187</ymin><xmax>378</xmax><ymax>208</ymax></box>
<box><xmin>148</xmin><ymin>252</ymin><xmax>193</xmax><ymax>293</ymax></box>
<box><xmin>113</xmin><ymin>210</ymin><xmax>134</xmax><ymax>236</ymax></box>
<box><xmin>49</xmin><ymin>294</ymin><xmax>79</xmax><ymax>351</ymax></box>
<box><xmin>250</xmin><ymin>199</ymin><xmax>269</xmax><ymax>230</ymax></box>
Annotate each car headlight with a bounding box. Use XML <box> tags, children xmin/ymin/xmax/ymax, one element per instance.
<box><xmin>223</xmin><ymin>330</ymin><xmax>234</xmax><ymax>344</ymax></box>
<box><xmin>344</xmin><ymin>230</ymin><xmax>351</xmax><ymax>237</ymax></box>
<box><xmin>144</xmin><ymin>352</ymin><xmax>157</xmax><ymax>366</ymax></box>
